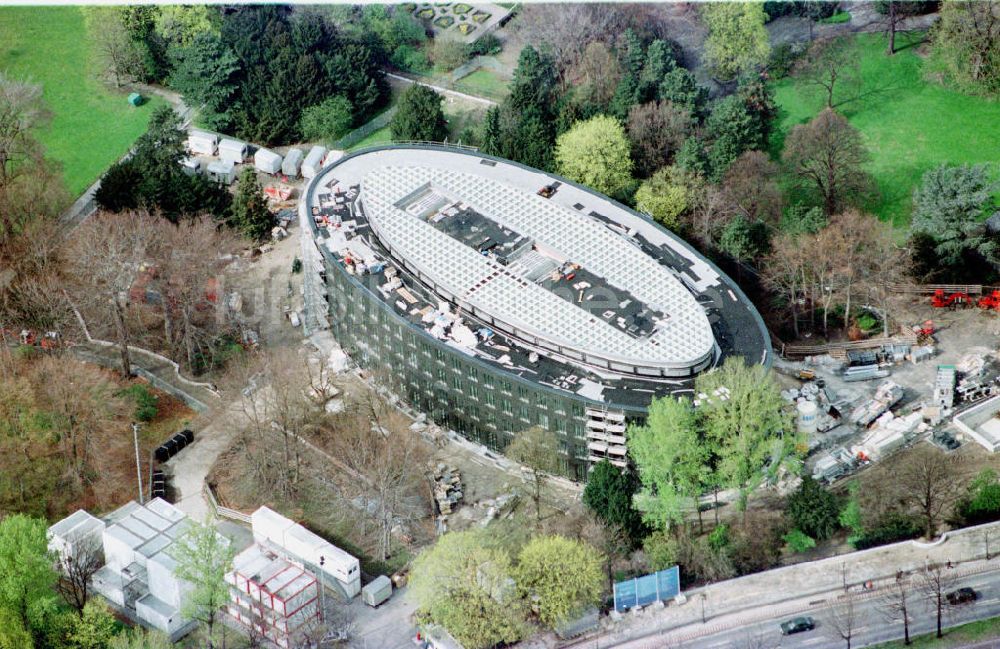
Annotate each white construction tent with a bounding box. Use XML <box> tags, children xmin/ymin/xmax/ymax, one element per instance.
<box><xmin>187</xmin><ymin>130</ymin><xmax>217</xmax><ymax>156</ymax></box>
<box><xmin>254</xmin><ymin>148</ymin><xmax>283</xmax><ymax>175</ymax></box>
<box><xmin>207</xmin><ymin>160</ymin><xmax>236</xmax><ymax>185</ymax></box>
<box><xmin>282</xmin><ymin>148</ymin><xmax>303</xmax><ymax>177</ymax></box>
<box><xmin>301</xmin><ymin>145</ymin><xmax>327</xmax><ymax>180</ymax></box>
<box><xmin>250</xmin><ymin>506</ymin><xmax>361</xmax><ymax>598</ymax></box>
<box><xmin>218</xmin><ymin>138</ymin><xmax>248</xmax><ymax>164</ymax></box>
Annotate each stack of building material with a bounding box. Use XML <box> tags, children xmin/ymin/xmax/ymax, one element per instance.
<box><xmin>852</xmin><ymin>411</ymin><xmax>925</xmax><ymax>460</ymax></box>
<box><xmin>934</xmin><ymin>365</ymin><xmax>957</xmax><ymax>409</ymax></box>
<box><xmin>432</xmin><ymin>464</ymin><xmax>463</xmax><ymax>516</ymax></box>
<box><xmin>848</xmin><ymin>380</ymin><xmax>903</xmax><ymax>427</ymax></box>
<box><xmin>956</xmin><ymin>353</ymin><xmax>986</xmax><ymax>377</ymax></box>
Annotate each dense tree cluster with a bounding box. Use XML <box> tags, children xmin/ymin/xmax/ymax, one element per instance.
<box><xmin>410</xmin><ymin>529</ymin><xmax>605</xmax><ymax>648</ymax></box>
<box><xmin>930</xmin><ymin>0</ymin><xmax>1000</xmax><ymax>97</ymax></box>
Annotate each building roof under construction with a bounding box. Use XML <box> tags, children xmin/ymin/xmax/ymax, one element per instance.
<box><xmin>305</xmin><ymin>146</ymin><xmax>770</xmax><ymax>405</ymax></box>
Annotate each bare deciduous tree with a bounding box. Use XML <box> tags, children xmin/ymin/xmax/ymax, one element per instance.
<box><xmin>793</xmin><ymin>37</ymin><xmax>862</xmax><ymax>109</ymax></box>
<box><xmin>0</xmin><ymin>73</ymin><xmax>46</xmax><ymax>191</ymax></box>
<box><xmin>506</xmin><ymin>426</ymin><xmax>562</xmax><ymax>524</ymax></box>
<box><xmin>825</xmin><ymin>594</ymin><xmax>865</xmax><ymax>649</ymax></box>
<box><xmin>55</xmin><ymin>539</ymin><xmax>104</xmax><ymax>616</ymax></box>
<box><xmin>895</xmin><ymin>445</ymin><xmax>961</xmax><ymax>540</ymax></box>
<box><xmin>323</xmin><ymin>389</ymin><xmax>431</xmax><ymax>562</ymax></box>
<box><xmin>67</xmin><ymin>210</ymin><xmax>156</xmax><ymax>376</ymax></box>
<box><xmin>878</xmin><ymin>573</ymin><xmax>913</xmax><ymax>646</ymax></box>
<box><xmin>917</xmin><ymin>562</ymin><xmax>959</xmax><ymax>639</ymax></box>
<box><xmin>783</xmin><ymin>108</ymin><xmax>875</xmax><ymax>217</ymax></box>
<box><xmin>83</xmin><ymin>8</ymin><xmax>144</xmax><ymax>88</ymax></box>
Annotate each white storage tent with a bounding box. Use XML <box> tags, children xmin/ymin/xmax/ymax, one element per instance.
<box><xmin>187</xmin><ymin>130</ymin><xmax>217</xmax><ymax>156</ymax></box>
<box><xmin>323</xmin><ymin>149</ymin><xmax>344</xmax><ymax>167</ymax></box>
<box><xmin>207</xmin><ymin>160</ymin><xmax>236</xmax><ymax>185</ymax></box>
<box><xmin>282</xmin><ymin>148</ymin><xmax>303</xmax><ymax>177</ymax></box>
<box><xmin>301</xmin><ymin>145</ymin><xmax>327</xmax><ymax>179</ymax></box>
<box><xmin>254</xmin><ymin>148</ymin><xmax>283</xmax><ymax>175</ymax></box>
<box><xmin>218</xmin><ymin>139</ymin><xmax>248</xmax><ymax>164</ymax></box>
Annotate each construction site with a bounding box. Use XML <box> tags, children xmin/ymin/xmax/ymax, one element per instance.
<box><xmin>774</xmin><ymin>284</ymin><xmax>1000</xmax><ymax>489</ymax></box>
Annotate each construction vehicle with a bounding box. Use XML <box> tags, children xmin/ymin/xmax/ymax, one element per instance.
<box><xmin>931</xmin><ymin>289</ymin><xmax>972</xmax><ymax>308</ymax></box>
<box><xmin>913</xmin><ymin>320</ymin><xmax>935</xmax><ymax>344</ymax></box>
<box><xmin>796</xmin><ymin>368</ymin><xmax>816</xmax><ymax>381</ymax></box>
<box><xmin>979</xmin><ymin>290</ymin><xmax>1000</xmax><ymax>311</ymax></box>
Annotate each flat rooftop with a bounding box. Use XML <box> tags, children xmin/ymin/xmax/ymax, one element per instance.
<box><xmin>363</xmin><ymin>164</ymin><xmax>714</xmax><ymax>373</ymax></box>
<box><xmin>305</xmin><ymin>146</ymin><xmax>770</xmax><ymax>407</ymax></box>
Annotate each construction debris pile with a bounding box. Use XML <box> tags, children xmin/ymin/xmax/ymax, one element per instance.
<box><xmin>781</xmin><ymin>381</ymin><xmax>839</xmax><ymax>433</ymax></box>
<box><xmin>432</xmin><ymin>464</ymin><xmax>463</xmax><ymax>516</ymax></box>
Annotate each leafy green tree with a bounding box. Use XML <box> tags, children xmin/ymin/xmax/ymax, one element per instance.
<box><xmin>516</xmin><ymin>536</ymin><xmax>605</xmax><ymax>629</ymax></box>
<box><xmin>172</xmin><ymin>520</ymin><xmax>234</xmax><ymax>649</ymax></box>
<box><xmin>363</xmin><ymin>5</ymin><xmax>426</xmax><ymax>53</ymax></box>
<box><xmin>642</xmin><ymin>531</ymin><xmax>676</xmax><ymax>571</ymax></box>
<box><xmin>782</xmin><ymin>203</ymin><xmax>828</xmax><ymax>234</ymax></box>
<box><xmin>628</xmin><ymin>395</ymin><xmax>709</xmax><ymax>530</ymax></box>
<box><xmin>718</xmin><ymin>215</ymin><xmax>769</xmax><ymax>264</ymax></box>
<box><xmin>705</xmin><ymin>95</ymin><xmax>764</xmax><ymax>180</ymax></box>
<box><xmin>736</xmin><ymin>72</ymin><xmax>779</xmax><ymax>146</ymax></box>
<box><xmin>109</xmin><ymin>629</ymin><xmax>174</xmax><ymax>649</ymax></box>
<box><xmin>638</xmin><ymin>40</ymin><xmax>680</xmax><ymax>103</ymax></box>
<box><xmin>506</xmin><ymin>426</ymin><xmax>562</xmax><ymax>523</ymax></box>
<box><xmin>930</xmin><ymin>0</ymin><xmax>1000</xmax><ymax>97</ymax></box>
<box><xmin>696</xmin><ymin>357</ymin><xmax>795</xmax><ymax>513</ymax></box>
<box><xmin>555</xmin><ymin>115</ymin><xmax>634</xmax><ymax>197</ymax></box>
<box><xmin>168</xmin><ymin>32</ymin><xmax>240</xmax><ymax>131</ymax></box>
<box><xmin>480</xmin><ymin>106</ymin><xmax>502</xmax><ymax>156</ymax></box>
<box><xmin>299</xmin><ymin>96</ymin><xmax>354</xmax><ymax>144</ymax></box>
<box><xmin>635</xmin><ymin>165</ymin><xmax>703</xmax><ymax>231</ymax></box>
<box><xmin>155</xmin><ymin>4</ymin><xmax>219</xmax><ymax>47</ymax></box>
<box><xmin>786</xmin><ymin>476</ymin><xmax>840</xmax><ymax>540</ymax></box>
<box><xmin>674</xmin><ymin>136</ymin><xmax>711</xmax><ymax>177</ymax></box>
<box><xmin>582</xmin><ymin>460</ymin><xmax>647</xmax><ymax>545</ymax></box>
<box><xmin>390</xmin><ymin>85</ymin><xmax>448</xmax><ymax>142</ymax></box>
<box><xmin>0</xmin><ymin>514</ymin><xmax>58</xmax><ymax>642</ymax></box>
<box><xmin>910</xmin><ymin>163</ymin><xmax>999</xmax><ymax>270</ymax></box>
<box><xmin>410</xmin><ymin>529</ymin><xmax>526</xmax><ymax>649</ymax></box>
<box><xmin>956</xmin><ymin>469</ymin><xmax>1000</xmax><ymax>525</ymax></box>
<box><xmin>658</xmin><ymin>67</ymin><xmax>708</xmax><ymax>116</ymax></box>
<box><xmin>231</xmin><ymin>168</ymin><xmax>272</xmax><ymax>241</ymax></box>
<box><xmin>702</xmin><ymin>2</ymin><xmax>771</xmax><ymax>81</ymax></box>
<box><xmin>68</xmin><ymin>600</ymin><xmax>116</xmax><ymax>649</ymax></box>
<box><xmin>487</xmin><ymin>46</ymin><xmax>558</xmax><ymax>168</ymax></box>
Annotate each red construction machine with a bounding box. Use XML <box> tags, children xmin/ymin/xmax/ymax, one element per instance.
<box><xmin>978</xmin><ymin>290</ymin><xmax>1000</xmax><ymax>311</ymax></box>
<box><xmin>931</xmin><ymin>289</ymin><xmax>972</xmax><ymax>308</ymax></box>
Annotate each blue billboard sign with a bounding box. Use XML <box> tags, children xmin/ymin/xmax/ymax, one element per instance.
<box><xmin>613</xmin><ymin>566</ymin><xmax>680</xmax><ymax>612</ymax></box>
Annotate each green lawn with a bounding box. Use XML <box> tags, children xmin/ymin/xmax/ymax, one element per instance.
<box><xmin>454</xmin><ymin>68</ymin><xmax>510</xmax><ymax>101</ymax></box>
<box><xmin>868</xmin><ymin>614</ymin><xmax>1000</xmax><ymax>648</ymax></box>
<box><xmin>347</xmin><ymin>126</ymin><xmax>393</xmax><ymax>151</ymax></box>
<box><xmin>772</xmin><ymin>32</ymin><xmax>1000</xmax><ymax>227</ymax></box>
<box><xmin>0</xmin><ymin>6</ymin><xmax>164</xmax><ymax>198</ymax></box>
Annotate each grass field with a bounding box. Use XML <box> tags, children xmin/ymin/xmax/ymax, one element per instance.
<box><xmin>454</xmin><ymin>67</ymin><xmax>510</xmax><ymax>101</ymax></box>
<box><xmin>347</xmin><ymin>126</ymin><xmax>394</xmax><ymax>151</ymax></box>
<box><xmin>0</xmin><ymin>6</ymin><xmax>164</xmax><ymax>198</ymax></box>
<box><xmin>819</xmin><ymin>10</ymin><xmax>852</xmax><ymax>24</ymax></box>
<box><xmin>868</xmin><ymin>615</ymin><xmax>1000</xmax><ymax>648</ymax></box>
<box><xmin>772</xmin><ymin>32</ymin><xmax>1000</xmax><ymax>227</ymax></box>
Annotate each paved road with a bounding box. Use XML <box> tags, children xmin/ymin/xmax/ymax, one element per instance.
<box><xmin>612</xmin><ymin>568</ymin><xmax>1000</xmax><ymax>649</ymax></box>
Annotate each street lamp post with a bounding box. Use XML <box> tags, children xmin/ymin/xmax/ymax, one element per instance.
<box><xmin>132</xmin><ymin>422</ymin><xmax>144</xmax><ymax>504</ymax></box>
<box><xmin>319</xmin><ymin>555</ymin><xmax>326</xmax><ymax>623</ymax></box>
<box><xmin>701</xmin><ymin>593</ymin><xmax>707</xmax><ymax>624</ymax></box>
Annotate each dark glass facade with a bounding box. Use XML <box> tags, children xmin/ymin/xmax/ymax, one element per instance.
<box><xmin>324</xmin><ymin>258</ymin><xmax>646</xmax><ymax>481</ymax></box>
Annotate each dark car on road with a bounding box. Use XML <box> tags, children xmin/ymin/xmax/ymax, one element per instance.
<box><xmin>946</xmin><ymin>587</ymin><xmax>977</xmax><ymax>605</ymax></box>
<box><xmin>780</xmin><ymin>617</ymin><xmax>815</xmax><ymax>635</ymax></box>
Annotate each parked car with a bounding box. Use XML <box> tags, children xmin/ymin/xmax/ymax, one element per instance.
<box><xmin>946</xmin><ymin>587</ymin><xmax>977</xmax><ymax>605</ymax></box>
<box><xmin>780</xmin><ymin>617</ymin><xmax>815</xmax><ymax>635</ymax></box>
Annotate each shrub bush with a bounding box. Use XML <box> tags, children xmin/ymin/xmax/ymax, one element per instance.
<box><xmin>391</xmin><ymin>44</ymin><xmax>431</xmax><ymax>73</ymax></box>
<box><xmin>783</xmin><ymin>529</ymin><xmax>816</xmax><ymax>553</ymax></box>
<box><xmin>467</xmin><ymin>33</ymin><xmax>502</xmax><ymax>57</ymax></box>
<box><xmin>852</xmin><ymin>514</ymin><xmax>922</xmax><ymax>550</ymax></box>
<box><xmin>120</xmin><ymin>384</ymin><xmax>158</xmax><ymax>422</ymax></box>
